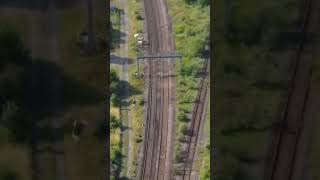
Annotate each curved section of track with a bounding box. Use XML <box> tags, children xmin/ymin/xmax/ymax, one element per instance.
<box><xmin>137</xmin><ymin>0</ymin><xmax>175</xmax><ymax>178</ymax></box>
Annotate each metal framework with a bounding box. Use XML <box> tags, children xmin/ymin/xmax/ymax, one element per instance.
<box><xmin>137</xmin><ymin>52</ymin><xmax>182</xmax><ymax>59</ymax></box>
<box><xmin>136</xmin><ymin>51</ymin><xmax>182</xmax><ymax>75</ymax></box>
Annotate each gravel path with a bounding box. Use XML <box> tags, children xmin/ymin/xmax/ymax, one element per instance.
<box><xmin>117</xmin><ymin>0</ymin><xmax>134</xmax><ymax>178</ymax></box>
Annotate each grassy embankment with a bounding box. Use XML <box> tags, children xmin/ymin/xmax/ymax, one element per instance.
<box><xmin>126</xmin><ymin>0</ymin><xmax>144</xmax><ymax>177</ymax></box>
<box><xmin>110</xmin><ymin>1</ymin><xmax>122</xmax><ymax>179</ymax></box>
<box><xmin>110</xmin><ymin>0</ymin><xmax>144</xmax><ymax>177</ymax></box>
<box><xmin>199</xmin><ymin>100</ymin><xmax>210</xmax><ymax>180</ymax></box>
<box><xmin>167</xmin><ymin>0</ymin><xmax>210</xmax><ymax>178</ymax></box>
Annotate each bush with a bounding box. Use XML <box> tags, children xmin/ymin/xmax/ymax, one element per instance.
<box><xmin>110</xmin><ymin>115</ymin><xmax>121</xmax><ymax>131</ymax></box>
<box><xmin>110</xmin><ymin>144</ymin><xmax>122</xmax><ymax>171</ymax></box>
<box><xmin>184</xmin><ymin>0</ymin><xmax>209</xmax><ymax>7</ymax></box>
<box><xmin>0</xmin><ymin>101</ymin><xmax>31</xmax><ymax>142</ymax></box>
<box><xmin>180</xmin><ymin>58</ymin><xmax>203</xmax><ymax>77</ymax></box>
<box><xmin>111</xmin><ymin>94</ymin><xmax>121</xmax><ymax>107</ymax></box>
<box><xmin>136</xmin><ymin>137</ymin><xmax>142</xmax><ymax>143</ymax></box>
<box><xmin>180</xmin><ymin>123</ymin><xmax>189</xmax><ymax>135</ymax></box>
<box><xmin>139</xmin><ymin>99</ymin><xmax>144</xmax><ymax>106</ymax></box>
<box><xmin>178</xmin><ymin>112</ymin><xmax>189</xmax><ymax>122</ymax></box>
<box><xmin>110</xmin><ymin>68</ymin><xmax>119</xmax><ymax>82</ymax></box>
<box><xmin>0</xmin><ymin>25</ymin><xmax>29</xmax><ymax>68</ymax></box>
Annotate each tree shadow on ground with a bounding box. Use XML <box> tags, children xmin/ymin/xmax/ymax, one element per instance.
<box><xmin>110</xmin><ymin>54</ymin><xmax>134</xmax><ymax>65</ymax></box>
<box><xmin>117</xmin><ymin>80</ymin><xmax>142</xmax><ymax>98</ymax></box>
<box><xmin>111</xmin><ymin>28</ymin><xmax>127</xmax><ymax>49</ymax></box>
<box><xmin>16</xmin><ymin>59</ymin><xmax>103</xmax><ymax>180</ymax></box>
<box><xmin>22</xmin><ymin>59</ymin><xmax>103</xmax><ymax>113</ymax></box>
<box><xmin>120</xmin><ymin>125</ymin><xmax>131</xmax><ymax>132</ymax></box>
<box><xmin>0</xmin><ymin>24</ymin><xmax>103</xmax><ymax>180</ymax></box>
<box><xmin>0</xmin><ymin>0</ymin><xmax>78</xmax><ymax>10</ymax></box>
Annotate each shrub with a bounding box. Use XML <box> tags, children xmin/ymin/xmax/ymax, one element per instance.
<box><xmin>111</xmin><ymin>94</ymin><xmax>121</xmax><ymax>107</ymax></box>
<box><xmin>180</xmin><ymin>123</ymin><xmax>189</xmax><ymax>135</ymax></box>
<box><xmin>178</xmin><ymin>112</ymin><xmax>189</xmax><ymax>122</ymax></box>
<box><xmin>0</xmin><ymin>25</ymin><xmax>29</xmax><ymax>68</ymax></box>
<box><xmin>110</xmin><ymin>115</ymin><xmax>121</xmax><ymax>131</ymax></box>
<box><xmin>0</xmin><ymin>101</ymin><xmax>31</xmax><ymax>142</ymax></box>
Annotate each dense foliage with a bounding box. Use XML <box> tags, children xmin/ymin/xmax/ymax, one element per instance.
<box><xmin>213</xmin><ymin>0</ymin><xmax>301</xmax><ymax>179</ymax></box>
<box><xmin>0</xmin><ymin>26</ymin><xmax>28</xmax><ymax>68</ymax></box>
<box><xmin>110</xmin><ymin>68</ymin><xmax>122</xmax><ymax>107</ymax></box>
<box><xmin>168</xmin><ymin>0</ymin><xmax>210</xmax><ymax>178</ymax></box>
<box><xmin>109</xmin><ymin>67</ymin><xmax>122</xmax><ymax>178</ymax></box>
<box><xmin>184</xmin><ymin>0</ymin><xmax>209</xmax><ymax>7</ymax></box>
<box><xmin>0</xmin><ymin>26</ymin><xmax>32</xmax><ymax>144</ymax></box>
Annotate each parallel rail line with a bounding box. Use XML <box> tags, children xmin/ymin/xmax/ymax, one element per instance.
<box><xmin>181</xmin><ymin>58</ymin><xmax>210</xmax><ymax>180</ymax></box>
<box><xmin>266</xmin><ymin>0</ymin><xmax>315</xmax><ymax>179</ymax></box>
<box><xmin>138</xmin><ymin>0</ymin><xmax>175</xmax><ymax>178</ymax></box>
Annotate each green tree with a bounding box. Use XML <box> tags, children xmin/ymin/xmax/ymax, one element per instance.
<box><xmin>0</xmin><ymin>26</ymin><xmax>28</xmax><ymax>68</ymax></box>
<box><xmin>198</xmin><ymin>0</ymin><xmax>209</xmax><ymax>7</ymax></box>
<box><xmin>110</xmin><ymin>115</ymin><xmax>121</xmax><ymax>131</ymax></box>
<box><xmin>178</xmin><ymin>112</ymin><xmax>189</xmax><ymax>122</ymax></box>
<box><xmin>0</xmin><ymin>101</ymin><xmax>30</xmax><ymax>142</ymax></box>
<box><xmin>110</xmin><ymin>68</ymin><xmax>119</xmax><ymax>82</ymax></box>
<box><xmin>111</xmin><ymin>94</ymin><xmax>121</xmax><ymax>107</ymax></box>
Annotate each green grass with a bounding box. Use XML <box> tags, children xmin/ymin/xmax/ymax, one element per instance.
<box><xmin>127</xmin><ymin>0</ymin><xmax>143</xmax><ymax>58</ymax></box>
<box><xmin>167</xmin><ymin>0</ymin><xmax>209</xmax><ymax>177</ymax></box>
<box><xmin>127</xmin><ymin>64</ymin><xmax>144</xmax><ymax>177</ymax></box>
<box><xmin>107</xmin><ymin>1</ymin><xmax>122</xmax><ymax>174</ymax></box>
<box><xmin>110</xmin><ymin>8</ymin><xmax>121</xmax><ymax>51</ymax></box>
<box><xmin>120</xmin><ymin>109</ymin><xmax>129</xmax><ymax>176</ymax></box>
<box><xmin>126</xmin><ymin>0</ymin><xmax>144</xmax><ymax>176</ymax></box>
<box><xmin>199</xmin><ymin>98</ymin><xmax>210</xmax><ymax>180</ymax></box>
<box><xmin>109</xmin><ymin>0</ymin><xmax>144</xmax><ymax>176</ymax></box>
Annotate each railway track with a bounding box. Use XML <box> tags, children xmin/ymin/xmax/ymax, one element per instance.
<box><xmin>181</xmin><ymin>58</ymin><xmax>210</xmax><ymax>180</ymax></box>
<box><xmin>137</xmin><ymin>0</ymin><xmax>175</xmax><ymax>178</ymax></box>
<box><xmin>265</xmin><ymin>0</ymin><xmax>318</xmax><ymax>179</ymax></box>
